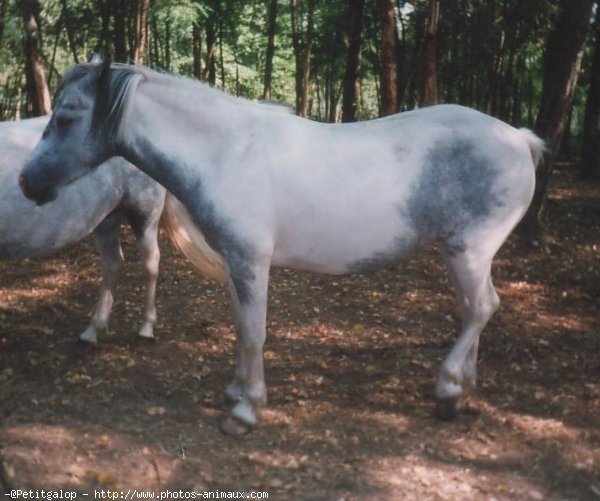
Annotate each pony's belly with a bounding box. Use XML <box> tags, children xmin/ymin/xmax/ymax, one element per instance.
<box><xmin>271</xmin><ymin>220</ymin><xmax>416</xmax><ymax>274</ymax></box>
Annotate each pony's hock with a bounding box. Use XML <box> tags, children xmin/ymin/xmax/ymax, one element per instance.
<box><xmin>1</xmin><ymin>116</ymin><xmax>165</xmax><ymax>344</ymax></box>
<box><xmin>20</xmin><ymin>61</ymin><xmax>544</xmax><ymax>433</ymax></box>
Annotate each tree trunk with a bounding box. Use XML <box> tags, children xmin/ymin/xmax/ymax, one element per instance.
<box><xmin>22</xmin><ymin>0</ymin><xmax>51</xmax><ymax>116</ymax></box>
<box><xmin>341</xmin><ymin>0</ymin><xmax>366</xmax><ymax>122</ymax></box>
<box><xmin>203</xmin><ymin>19</ymin><xmax>217</xmax><ymax>85</ymax></box>
<box><xmin>262</xmin><ymin>0</ymin><xmax>278</xmax><ymax>100</ymax></box>
<box><xmin>291</xmin><ymin>0</ymin><xmax>315</xmax><ymax>117</ymax></box>
<box><xmin>218</xmin><ymin>13</ymin><xmax>225</xmax><ymax>87</ymax></box>
<box><xmin>192</xmin><ymin>21</ymin><xmax>202</xmax><ymax>80</ymax></box>
<box><xmin>133</xmin><ymin>0</ymin><xmax>150</xmax><ymax>64</ymax></box>
<box><xmin>48</xmin><ymin>15</ymin><xmax>62</xmax><ymax>87</ymax></box>
<box><xmin>165</xmin><ymin>16</ymin><xmax>172</xmax><ymax>71</ymax></box>
<box><xmin>580</xmin><ymin>12</ymin><xmax>600</xmax><ymax>181</ymax></box>
<box><xmin>0</xmin><ymin>0</ymin><xmax>9</xmax><ymax>46</ymax></box>
<box><xmin>60</xmin><ymin>0</ymin><xmax>79</xmax><ymax>63</ymax></box>
<box><xmin>378</xmin><ymin>0</ymin><xmax>398</xmax><ymax>116</ymax></box>
<box><xmin>420</xmin><ymin>0</ymin><xmax>440</xmax><ymax>107</ymax></box>
<box><xmin>113</xmin><ymin>0</ymin><xmax>128</xmax><ymax>62</ymax></box>
<box><xmin>300</xmin><ymin>0</ymin><xmax>315</xmax><ymax>118</ymax></box>
<box><xmin>97</xmin><ymin>0</ymin><xmax>111</xmax><ymax>58</ymax></box>
<box><xmin>519</xmin><ymin>0</ymin><xmax>595</xmax><ymax>238</ymax></box>
<box><xmin>14</xmin><ymin>82</ymin><xmax>22</xmax><ymax>120</ymax></box>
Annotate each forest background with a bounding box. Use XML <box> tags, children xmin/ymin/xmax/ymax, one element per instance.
<box><xmin>0</xmin><ymin>0</ymin><xmax>599</xmax><ymax>234</ymax></box>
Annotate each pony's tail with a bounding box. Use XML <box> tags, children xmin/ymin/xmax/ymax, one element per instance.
<box><xmin>519</xmin><ymin>128</ymin><xmax>546</xmax><ymax>170</ymax></box>
<box><xmin>162</xmin><ymin>193</ymin><xmax>226</xmax><ymax>282</ymax></box>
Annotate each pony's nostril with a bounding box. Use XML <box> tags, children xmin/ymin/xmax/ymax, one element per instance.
<box><xmin>18</xmin><ymin>174</ymin><xmax>32</xmax><ymax>199</ymax></box>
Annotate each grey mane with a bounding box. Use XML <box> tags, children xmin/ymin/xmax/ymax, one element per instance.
<box><xmin>56</xmin><ymin>62</ymin><xmax>293</xmax><ymax>142</ymax></box>
<box><xmin>57</xmin><ymin>63</ymin><xmax>144</xmax><ymax>141</ymax></box>
<box><xmin>94</xmin><ymin>64</ymin><xmax>144</xmax><ymax>141</ymax></box>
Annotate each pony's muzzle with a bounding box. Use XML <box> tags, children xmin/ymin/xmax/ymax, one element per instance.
<box><xmin>18</xmin><ymin>174</ymin><xmax>56</xmax><ymax>205</ymax></box>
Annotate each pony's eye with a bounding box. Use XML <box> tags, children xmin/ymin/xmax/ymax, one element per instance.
<box><xmin>56</xmin><ymin>116</ymin><xmax>73</xmax><ymax>128</ymax></box>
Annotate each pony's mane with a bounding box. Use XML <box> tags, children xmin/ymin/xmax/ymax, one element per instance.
<box><xmin>122</xmin><ymin>65</ymin><xmax>294</xmax><ymax>114</ymax></box>
<box><xmin>56</xmin><ymin>63</ymin><xmax>144</xmax><ymax>141</ymax></box>
<box><xmin>95</xmin><ymin>64</ymin><xmax>145</xmax><ymax>140</ymax></box>
<box><xmin>58</xmin><ymin>63</ymin><xmax>292</xmax><ymax>140</ymax></box>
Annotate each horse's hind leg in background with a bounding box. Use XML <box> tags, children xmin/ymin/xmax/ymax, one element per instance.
<box><xmin>434</xmin><ymin>239</ymin><xmax>502</xmax><ymax>419</ymax></box>
<box><xmin>79</xmin><ymin>213</ymin><xmax>124</xmax><ymax>344</ymax></box>
<box><xmin>129</xmin><ymin>212</ymin><xmax>161</xmax><ymax>340</ymax></box>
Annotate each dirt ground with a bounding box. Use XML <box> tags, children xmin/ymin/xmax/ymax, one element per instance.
<box><xmin>0</xmin><ymin>166</ymin><xmax>598</xmax><ymax>500</ymax></box>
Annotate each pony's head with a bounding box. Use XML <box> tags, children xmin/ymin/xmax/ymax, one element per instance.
<box><xmin>19</xmin><ymin>60</ymin><xmax>141</xmax><ymax>204</ymax></box>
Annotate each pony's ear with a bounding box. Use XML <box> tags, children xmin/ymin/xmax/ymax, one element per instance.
<box><xmin>88</xmin><ymin>53</ymin><xmax>101</xmax><ymax>64</ymax></box>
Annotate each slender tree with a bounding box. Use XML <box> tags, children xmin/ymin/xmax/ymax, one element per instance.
<box><xmin>192</xmin><ymin>20</ymin><xmax>202</xmax><ymax>79</ymax></box>
<box><xmin>60</xmin><ymin>0</ymin><xmax>79</xmax><ymax>63</ymax></box>
<box><xmin>420</xmin><ymin>0</ymin><xmax>440</xmax><ymax>106</ymax></box>
<box><xmin>97</xmin><ymin>0</ymin><xmax>111</xmax><ymax>58</ymax></box>
<box><xmin>202</xmin><ymin>4</ymin><xmax>217</xmax><ymax>85</ymax></box>
<box><xmin>341</xmin><ymin>0</ymin><xmax>366</xmax><ymax>122</ymax></box>
<box><xmin>134</xmin><ymin>0</ymin><xmax>150</xmax><ymax>64</ymax></box>
<box><xmin>0</xmin><ymin>0</ymin><xmax>8</xmax><ymax>45</ymax></box>
<box><xmin>291</xmin><ymin>0</ymin><xmax>315</xmax><ymax>117</ymax></box>
<box><xmin>378</xmin><ymin>0</ymin><xmax>398</xmax><ymax>115</ymax></box>
<box><xmin>22</xmin><ymin>0</ymin><xmax>52</xmax><ymax>116</ymax></box>
<box><xmin>263</xmin><ymin>0</ymin><xmax>278</xmax><ymax>100</ymax></box>
<box><xmin>113</xmin><ymin>0</ymin><xmax>128</xmax><ymax>62</ymax></box>
<box><xmin>519</xmin><ymin>0</ymin><xmax>595</xmax><ymax>237</ymax></box>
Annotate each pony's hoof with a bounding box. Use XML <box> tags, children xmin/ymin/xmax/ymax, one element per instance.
<box><xmin>219</xmin><ymin>415</ymin><xmax>252</xmax><ymax>436</ymax></box>
<box><xmin>435</xmin><ymin>398</ymin><xmax>460</xmax><ymax>421</ymax></box>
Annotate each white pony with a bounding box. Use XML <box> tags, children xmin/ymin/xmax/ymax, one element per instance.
<box><xmin>20</xmin><ymin>62</ymin><xmax>544</xmax><ymax>434</ymax></box>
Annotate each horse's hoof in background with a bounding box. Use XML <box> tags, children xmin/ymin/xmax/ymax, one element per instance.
<box><xmin>435</xmin><ymin>398</ymin><xmax>460</xmax><ymax>420</ymax></box>
<box><xmin>78</xmin><ymin>329</ymin><xmax>99</xmax><ymax>346</ymax></box>
<box><xmin>137</xmin><ymin>323</ymin><xmax>155</xmax><ymax>340</ymax></box>
<box><xmin>135</xmin><ymin>332</ymin><xmax>157</xmax><ymax>344</ymax></box>
<box><xmin>219</xmin><ymin>415</ymin><xmax>252</xmax><ymax>436</ymax></box>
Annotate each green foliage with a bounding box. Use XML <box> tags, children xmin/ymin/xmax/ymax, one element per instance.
<box><xmin>0</xmin><ymin>0</ymin><xmax>594</xmax><ymax>140</ymax></box>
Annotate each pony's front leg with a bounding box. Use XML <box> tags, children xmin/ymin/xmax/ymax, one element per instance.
<box><xmin>220</xmin><ymin>263</ymin><xmax>270</xmax><ymax>435</ymax></box>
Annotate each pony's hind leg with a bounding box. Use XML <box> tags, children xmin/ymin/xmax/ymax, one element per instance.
<box><xmin>435</xmin><ymin>245</ymin><xmax>500</xmax><ymax>419</ymax></box>
<box><xmin>80</xmin><ymin>213</ymin><xmax>124</xmax><ymax>344</ymax></box>
<box><xmin>131</xmin><ymin>217</ymin><xmax>160</xmax><ymax>339</ymax></box>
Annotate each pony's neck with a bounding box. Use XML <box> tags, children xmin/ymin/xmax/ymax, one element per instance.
<box><xmin>116</xmin><ymin>77</ymin><xmax>245</xmax><ymax>205</ymax></box>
